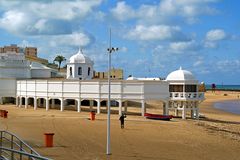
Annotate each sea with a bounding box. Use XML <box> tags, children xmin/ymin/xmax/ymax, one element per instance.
<box><xmin>206</xmin><ymin>85</ymin><xmax>240</xmax><ymax>91</ymax></box>
<box><xmin>214</xmin><ymin>100</ymin><xmax>240</xmax><ymax>115</ymax></box>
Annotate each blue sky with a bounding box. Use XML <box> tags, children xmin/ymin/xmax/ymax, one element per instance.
<box><xmin>0</xmin><ymin>0</ymin><xmax>239</xmax><ymax>84</ymax></box>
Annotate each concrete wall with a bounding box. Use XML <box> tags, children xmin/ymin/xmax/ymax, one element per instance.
<box><xmin>0</xmin><ymin>78</ymin><xmax>16</xmax><ymax>97</ymax></box>
<box><xmin>17</xmin><ymin>80</ymin><xmax>169</xmax><ymax>101</ymax></box>
<box><xmin>31</xmin><ymin>69</ymin><xmax>51</xmax><ymax>78</ymax></box>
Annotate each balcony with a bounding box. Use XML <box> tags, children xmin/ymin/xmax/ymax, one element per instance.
<box><xmin>169</xmin><ymin>92</ymin><xmax>205</xmax><ymax>100</ymax></box>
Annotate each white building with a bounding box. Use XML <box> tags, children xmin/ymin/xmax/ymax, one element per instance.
<box><xmin>67</xmin><ymin>49</ymin><xmax>94</xmax><ymax>80</ymax></box>
<box><xmin>0</xmin><ymin>52</ymin><xmax>31</xmax><ymax>79</ymax></box>
<box><xmin>166</xmin><ymin>67</ymin><xmax>204</xmax><ymax>119</ymax></box>
<box><xmin>0</xmin><ymin>49</ymin><xmax>205</xmax><ymax>119</ymax></box>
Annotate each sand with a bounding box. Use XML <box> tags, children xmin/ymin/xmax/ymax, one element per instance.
<box><xmin>0</xmin><ymin>91</ymin><xmax>240</xmax><ymax>160</ymax></box>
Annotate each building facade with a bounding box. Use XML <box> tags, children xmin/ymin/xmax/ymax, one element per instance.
<box><xmin>67</xmin><ymin>49</ymin><xmax>94</xmax><ymax>80</ymax></box>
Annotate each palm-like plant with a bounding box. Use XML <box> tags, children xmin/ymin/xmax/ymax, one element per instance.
<box><xmin>54</xmin><ymin>55</ymin><xmax>66</xmax><ymax>71</ymax></box>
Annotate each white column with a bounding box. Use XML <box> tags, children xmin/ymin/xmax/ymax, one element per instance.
<box><xmin>163</xmin><ymin>102</ymin><xmax>169</xmax><ymax>115</ymax></box>
<box><xmin>118</xmin><ymin>100</ymin><xmax>122</xmax><ymax>116</ymax></box>
<box><xmin>46</xmin><ymin>98</ymin><xmax>49</xmax><ymax>111</ymax></box>
<box><xmin>77</xmin><ymin>99</ymin><xmax>81</xmax><ymax>112</ymax></box>
<box><xmin>25</xmin><ymin>97</ymin><xmax>28</xmax><ymax>109</ymax></box>
<box><xmin>175</xmin><ymin>109</ymin><xmax>178</xmax><ymax>116</ymax></box>
<box><xmin>60</xmin><ymin>99</ymin><xmax>64</xmax><ymax>111</ymax></box>
<box><xmin>191</xmin><ymin>109</ymin><xmax>194</xmax><ymax>118</ymax></box>
<box><xmin>34</xmin><ymin>98</ymin><xmax>37</xmax><ymax>110</ymax></box>
<box><xmin>97</xmin><ymin>99</ymin><xmax>101</xmax><ymax>114</ymax></box>
<box><xmin>19</xmin><ymin>97</ymin><xmax>22</xmax><ymax>108</ymax></box>
<box><xmin>124</xmin><ymin>101</ymin><xmax>128</xmax><ymax>113</ymax></box>
<box><xmin>51</xmin><ymin>99</ymin><xmax>55</xmax><ymax>109</ymax></box>
<box><xmin>16</xmin><ymin>96</ymin><xmax>19</xmax><ymax>107</ymax></box>
<box><xmin>182</xmin><ymin>105</ymin><xmax>186</xmax><ymax>119</ymax></box>
<box><xmin>141</xmin><ymin>100</ymin><xmax>146</xmax><ymax>116</ymax></box>
<box><xmin>195</xmin><ymin>107</ymin><xmax>199</xmax><ymax>119</ymax></box>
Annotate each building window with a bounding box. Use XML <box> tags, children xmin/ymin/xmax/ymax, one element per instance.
<box><xmin>169</xmin><ymin>85</ymin><xmax>183</xmax><ymax>92</ymax></box>
<box><xmin>78</xmin><ymin>67</ymin><xmax>82</xmax><ymax>75</ymax></box>
<box><xmin>185</xmin><ymin>85</ymin><xmax>197</xmax><ymax>92</ymax></box>
<box><xmin>70</xmin><ymin>67</ymin><xmax>72</xmax><ymax>76</ymax></box>
<box><xmin>88</xmin><ymin>67</ymin><xmax>90</xmax><ymax>76</ymax></box>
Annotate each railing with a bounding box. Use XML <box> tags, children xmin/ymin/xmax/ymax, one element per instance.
<box><xmin>0</xmin><ymin>130</ymin><xmax>50</xmax><ymax>160</ymax></box>
<box><xmin>169</xmin><ymin>92</ymin><xmax>204</xmax><ymax>99</ymax></box>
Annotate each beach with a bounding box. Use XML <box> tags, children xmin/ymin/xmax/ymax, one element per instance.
<box><xmin>0</xmin><ymin>91</ymin><xmax>240</xmax><ymax>160</ymax></box>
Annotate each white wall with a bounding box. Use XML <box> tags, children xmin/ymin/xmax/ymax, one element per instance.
<box><xmin>0</xmin><ymin>78</ymin><xmax>16</xmax><ymax>97</ymax></box>
<box><xmin>17</xmin><ymin>80</ymin><xmax>170</xmax><ymax>101</ymax></box>
<box><xmin>31</xmin><ymin>69</ymin><xmax>51</xmax><ymax>78</ymax></box>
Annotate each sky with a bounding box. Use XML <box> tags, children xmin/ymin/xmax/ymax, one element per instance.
<box><xmin>0</xmin><ymin>0</ymin><xmax>239</xmax><ymax>84</ymax></box>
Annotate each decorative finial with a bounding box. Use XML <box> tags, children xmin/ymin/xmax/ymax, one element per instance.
<box><xmin>179</xmin><ymin>66</ymin><xmax>182</xmax><ymax>70</ymax></box>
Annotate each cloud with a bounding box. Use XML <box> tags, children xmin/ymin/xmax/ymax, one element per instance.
<box><xmin>126</xmin><ymin>25</ymin><xmax>189</xmax><ymax>41</ymax></box>
<box><xmin>169</xmin><ymin>40</ymin><xmax>201</xmax><ymax>53</ymax></box>
<box><xmin>111</xmin><ymin>1</ymin><xmax>136</xmax><ymax>21</ymax></box>
<box><xmin>216</xmin><ymin>59</ymin><xmax>240</xmax><ymax>72</ymax></box>
<box><xmin>48</xmin><ymin>32</ymin><xmax>94</xmax><ymax>48</ymax></box>
<box><xmin>205</xmin><ymin>29</ymin><xmax>226</xmax><ymax>41</ymax></box>
<box><xmin>111</xmin><ymin>0</ymin><xmax>219</xmax><ymax>24</ymax></box>
<box><xmin>0</xmin><ymin>0</ymin><xmax>103</xmax><ymax>35</ymax></box>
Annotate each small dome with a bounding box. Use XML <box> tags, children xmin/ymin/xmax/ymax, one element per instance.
<box><xmin>126</xmin><ymin>76</ymin><xmax>138</xmax><ymax>80</ymax></box>
<box><xmin>166</xmin><ymin>67</ymin><xmax>196</xmax><ymax>81</ymax></box>
<box><xmin>69</xmin><ymin>49</ymin><xmax>93</xmax><ymax>64</ymax></box>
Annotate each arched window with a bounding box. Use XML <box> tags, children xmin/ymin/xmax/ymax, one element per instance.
<box><xmin>70</xmin><ymin>67</ymin><xmax>72</xmax><ymax>76</ymax></box>
<box><xmin>78</xmin><ymin>67</ymin><xmax>82</xmax><ymax>75</ymax></box>
<box><xmin>88</xmin><ymin>67</ymin><xmax>90</xmax><ymax>76</ymax></box>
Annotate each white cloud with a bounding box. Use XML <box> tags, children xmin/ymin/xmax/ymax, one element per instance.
<box><xmin>0</xmin><ymin>0</ymin><xmax>103</xmax><ymax>35</ymax></box>
<box><xmin>49</xmin><ymin>32</ymin><xmax>93</xmax><ymax>47</ymax></box>
<box><xmin>126</xmin><ymin>25</ymin><xmax>188</xmax><ymax>41</ymax></box>
<box><xmin>206</xmin><ymin>29</ymin><xmax>226</xmax><ymax>41</ymax></box>
<box><xmin>111</xmin><ymin>1</ymin><xmax>136</xmax><ymax>21</ymax></box>
<box><xmin>0</xmin><ymin>10</ymin><xmax>31</xmax><ymax>34</ymax></box>
<box><xmin>111</xmin><ymin>0</ymin><xmax>219</xmax><ymax>24</ymax></box>
<box><xmin>169</xmin><ymin>40</ymin><xmax>201</xmax><ymax>53</ymax></box>
<box><xmin>216</xmin><ymin>60</ymin><xmax>240</xmax><ymax>72</ymax></box>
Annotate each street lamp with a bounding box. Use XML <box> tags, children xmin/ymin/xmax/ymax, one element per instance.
<box><xmin>106</xmin><ymin>29</ymin><xmax>118</xmax><ymax>155</ymax></box>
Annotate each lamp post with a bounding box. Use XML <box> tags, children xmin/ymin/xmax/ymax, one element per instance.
<box><xmin>106</xmin><ymin>29</ymin><xmax>118</xmax><ymax>155</ymax></box>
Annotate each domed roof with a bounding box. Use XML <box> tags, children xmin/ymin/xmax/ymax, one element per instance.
<box><xmin>166</xmin><ymin>67</ymin><xmax>196</xmax><ymax>81</ymax></box>
<box><xmin>69</xmin><ymin>49</ymin><xmax>93</xmax><ymax>64</ymax></box>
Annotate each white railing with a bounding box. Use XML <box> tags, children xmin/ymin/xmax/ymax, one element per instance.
<box><xmin>169</xmin><ymin>92</ymin><xmax>204</xmax><ymax>100</ymax></box>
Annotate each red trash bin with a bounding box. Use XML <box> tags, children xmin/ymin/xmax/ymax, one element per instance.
<box><xmin>44</xmin><ymin>133</ymin><xmax>54</xmax><ymax>147</ymax></box>
<box><xmin>3</xmin><ymin>110</ymin><xmax>8</xmax><ymax>118</ymax></box>
<box><xmin>90</xmin><ymin>111</ymin><xmax>95</xmax><ymax>120</ymax></box>
<box><xmin>0</xmin><ymin>110</ymin><xmax>3</xmax><ymax>117</ymax></box>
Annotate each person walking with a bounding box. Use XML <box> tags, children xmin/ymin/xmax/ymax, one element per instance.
<box><xmin>119</xmin><ymin>113</ymin><xmax>127</xmax><ymax>129</ymax></box>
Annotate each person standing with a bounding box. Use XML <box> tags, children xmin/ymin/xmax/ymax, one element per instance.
<box><xmin>119</xmin><ymin>113</ymin><xmax>126</xmax><ymax>129</ymax></box>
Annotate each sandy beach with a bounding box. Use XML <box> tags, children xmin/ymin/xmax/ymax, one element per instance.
<box><xmin>0</xmin><ymin>91</ymin><xmax>240</xmax><ymax>160</ymax></box>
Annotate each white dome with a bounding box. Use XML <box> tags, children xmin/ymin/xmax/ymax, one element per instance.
<box><xmin>126</xmin><ymin>76</ymin><xmax>138</xmax><ymax>80</ymax></box>
<box><xmin>69</xmin><ymin>49</ymin><xmax>93</xmax><ymax>64</ymax></box>
<box><xmin>166</xmin><ymin>67</ymin><xmax>196</xmax><ymax>81</ymax></box>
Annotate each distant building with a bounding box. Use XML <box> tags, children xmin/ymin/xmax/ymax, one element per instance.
<box><xmin>0</xmin><ymin>44</ymin><xmax>20</xmax><ymax>53</ymax></box>
<box><xmin>0</xmin><ymin>44</ymin><xmax>56</xmax><ymax>68</ymax></box>
<box><xmin>24</xmin><ymin>47</ymin><xmax>37</xmax><ymax>57</ymax></box>
<box><xmin>94</xmin><ymin>68</ymin><xmax>124</xmax><ymax>80</ymax></box>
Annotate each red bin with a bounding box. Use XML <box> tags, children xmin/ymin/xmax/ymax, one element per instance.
<box><xmin>0</xmin><ymin>110</ymin><xmax>3</xmax><ymax>117</ymax></box>
<box><xmin>90</xmin><ymin>111</ymin><xmax>96</xmax><ymax>120</ymax></box>
<box><xmin>3</xmin><ymin>110</ymin><xmax>8</xmax><ymax>118</ymax></box>
<box><xmin>44</xmin><ymin>133</ymin><xmax>54</xmax><ymax>147</ymax></box>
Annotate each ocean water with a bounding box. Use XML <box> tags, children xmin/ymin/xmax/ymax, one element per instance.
<box><xmin>214</xmin><ymin>100</ymin><xmax>240</xmax><ymax>115</ymax></box>
<box><xmin>206</xmin><ymin>85</ymin><xmax>240</xmax><ymax>91</ymax></box>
